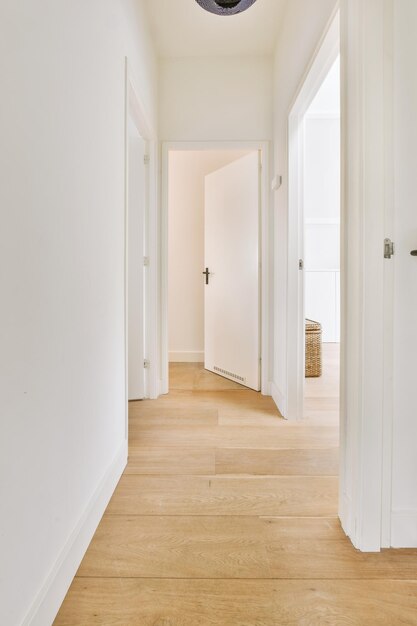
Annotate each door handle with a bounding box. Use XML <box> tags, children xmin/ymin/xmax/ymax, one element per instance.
<box><xmin>411</xmin><ymin>251</ymin><xmax>417</xmax><ymax>256</ymax></box>
<box><xmin>202</xmin><ymin>268</ymin><xmax>211</xmax><ymax>285</ymax></box>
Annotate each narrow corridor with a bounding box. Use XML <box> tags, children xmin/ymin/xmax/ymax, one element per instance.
<box><xmin>55</xmin><ymin>353</ymin><xmax>417</xmax><ymax>624</ymax></box>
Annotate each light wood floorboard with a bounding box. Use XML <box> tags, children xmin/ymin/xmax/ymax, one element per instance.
<box><xmin>77</xmin><ymin>515</ymin><xmax>417</xmax><ymax>580</ymax></box>
<box><xmin>215</xmin><ymin>447</ymin><xmax>339</xmax><ymax>476</ymax></box>
<box><xmin>106</xmin><ymin>474</ymin><xmax>338</xmax><ymax>517</ymax></box>
<box><xmin>54</xmin><ymin>579</ymin><xmax>417</xmax><ymax>626</ymax></box>
<box><xmin>128</xmin><ymin>423</ymin><xmax>339</xmax><ymax>449</ymax></box>
<box><xmin>126</xmin><ymin>447</ymin><xmax>216</xmax><ymax>475</ymax></box>
<box><xmin>54</xmin><ymin>353</ymin><xmax>417</xmax><ymax>625</ymax></box>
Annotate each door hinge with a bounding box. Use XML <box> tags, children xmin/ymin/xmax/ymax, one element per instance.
<box><xmin>384</xmin><ymin>238</ymin><xmax>395</xmax><ymax>259</ymax></box>
<box><xmin>299</xmin><ymin>259</ymin><xmax>304</xmax><ymax>270</ymax></box>
<box><xmin>143</xmin><ymin>256</ymin><xmax>150</xmax><ymax>267</ymax></box>
<box><xmin>144</xmin><ymin>155</ymin><xmax>150</xmax><ymax>165</ymax></box>
<box><xmin>144</xmin><ymin>359</ymin><xmax>151</xmax><ymax>369</ymax></box>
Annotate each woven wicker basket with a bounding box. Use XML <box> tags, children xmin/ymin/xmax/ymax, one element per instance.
<box><xmin>305</xmin><ymin>319</ymin><xmax>322</xmax><ymax>378</ymax></box>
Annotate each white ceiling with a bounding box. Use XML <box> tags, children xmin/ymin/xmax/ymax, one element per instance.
<box><xmin>144</xmin><ymin>0</ymin><xmax>288</xmax><ymax>58</ymax></box>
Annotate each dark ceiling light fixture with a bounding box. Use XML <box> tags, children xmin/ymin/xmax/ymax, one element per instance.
<box><xmin>195</xmin><ymin>0</ymin><xmax>258</xmax><ymax>16</ymax></box>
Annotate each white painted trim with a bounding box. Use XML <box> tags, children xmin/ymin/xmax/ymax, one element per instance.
<box><xmin>161</xmin><ymin>141</ymin><xmax>271</xmax><ymax>396</ymax></box>
<box><xmin>338</xmin><ymin>0</ymin><xmax>394</xmax><ymax>552</ymax></box>
<box><xmin>380</xmin><ymin>0</ymin><xmax>394</xmax><ymax>550</ymax></box>
<box><xmin>286</xmin><ymin>112</ymin><xmax>305</xmax><ymax>420</ymax></box>
<box><xmin>124</xmin><ymin>59</ymin><xmax>159</xmax><ymax>404</ymax></box>
<box><xmin>169</xmin><ymin>351</ymin><xmax>205</xmax><ymax>363</ymax></box>
<box><xmin>339</xmin><ymin>492</ymin><xmax>353</xmax><ymax>538</ymax></box>
<box><xmin>391</xmin><ymin>512</ymin><xmax>417</xmax><ymax>548</ymax></box>
<box><xmin>160</xmin><ymin>143</ymin><xmax>170</xmax><ymax>396</ymax></box>
<box><xmin>146</xmin><ymin>137</ymin><xmax>159</xmax><ymax>401</ymax></box>
<box><xmin>286</xmin><ymin>12</ymin><xmax>340</xmax><ymax>421</ymax></box>
<box><xmin>22</xmin><ymin>441</ymin><xmax>127</xmax><ymax>626</ymax></box>
<box><xmin>270</xmin><ymin>381</ymin><xmax>286</xmax><ymax>417</ymax></box>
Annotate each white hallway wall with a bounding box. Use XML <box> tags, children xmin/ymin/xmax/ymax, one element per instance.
<box><xmin>0</xmin><ymin>1</ymin><xmax>157</xmax><ymax>624</ymax></box>
<box><xmin>168</xmin><ymin>150</ymin><xmax>250</xmax><ymax>363</ymax></box>
<box><xmin>159</xmin><ymin>56</ymin><xmax>273</xmax><ymax>142</ymax></box>
<box><xmin>271</xmin><ymin>0</ymin><xmax>338</xmax><ymax>412</ymax></box>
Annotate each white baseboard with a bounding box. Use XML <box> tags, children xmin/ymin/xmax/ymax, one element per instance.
<box><xmin>22</xmin><ymin>440</ymin><xmax>128</xmax><ymax>626</ymax></box>
<box><xmin>339</xmin><ymin>492</ymin><xmax>353</xmax><ymax>543</ymax></box>
<box><xmin>270</xmin><ymin>381</ymin><xmax>286</xmax><ymax>417</ymax></box>
<box><xmin>159</xmin><ymin>377</ymin><xmax>168</xmax><ymax>396</ymax></box>
<box><xmin>391</xmin><ymin>511</ymin><xmax>417</xmax><ymax>548</ymax></box>
<box><xmin>340</xmin><ymin>493</ymin><xmax>383</xmax><ymax>552</ymax></box>
<box><xmin>261</xmin><ymin>381</ymin><xmax>272</xmax><ymax>397</ymax></box>
<box><xmin>169</xmin><ymin>351</ymin><xmax>204</xmax><ymax>363</ymax></box>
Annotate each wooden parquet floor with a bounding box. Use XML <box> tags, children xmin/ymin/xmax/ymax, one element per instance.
<box><xmin>54</xmin><ymin>347</ymin><xmax>417</xmax><ymax>625</ymax></box>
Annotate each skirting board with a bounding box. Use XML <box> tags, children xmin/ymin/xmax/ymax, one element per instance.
<box><xmin>159</xmin><ymin>377</ymin><xmax>169</xmax><ymax>396</ymax></box>
<box><xmin>339</xmin><ymin>493</ymin><xmax>354</xmax><ymax>547</ymax></box>
<box><xmin>391</xmin><ymin>511</ymin><xmax>417</xmax><ymax>548</ymax></box>
<box><xmin>22</xmin><ymin>440</ymin><xmax>128</xmax><ymax>626</ymax></box>
<box><xmin>270</xmin><ymin>381</ymin><xmax>286</xmax><ymax>418</ymax></box>
<box><xmin>169</xmin><ymin>351</ymin><xmax>204</xmax><ymax>363</ymax></box>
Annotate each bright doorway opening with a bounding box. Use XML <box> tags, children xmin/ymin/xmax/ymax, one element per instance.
<box><xmin>286</xmin><ymin>12</ymin><xmax>340</xmax><ymax>422</ymax></box>
<box><xmin>162</xmin><ymin>143</ymin><xmax>270</xmax><ymax>394</ymax></box>
<box><xmin>166</xmin><ymin>148</ymin><xmax>260</xmax><ymax>392</ymax></box>
<box><xmin>303</xmin><ymin>58</ymin><xmax>341</xmax><ymax>423</ymax></box>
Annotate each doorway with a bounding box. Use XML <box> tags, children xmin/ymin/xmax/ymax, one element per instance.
<box><xmin>303</xmin><ymin>58</ymin><xmax>341</xmax><ymax>422</ymax></box>
<box><xmin>286</xmin><ymin>13</ymin><xmax>340</xmax><ymax>421</ymax></box>
<box><xmin>162</xmin><ymin>142</ymin><xmax>270</xmax><ymax>394</ymax></box>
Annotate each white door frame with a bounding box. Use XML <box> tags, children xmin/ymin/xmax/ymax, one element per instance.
<box><xmin>339</xmin><ymin>0</ymin><xmax>394</xmax><ymax>551</ymax></box>
<box><xmin>287</xmin><ymin>12</ymin><xmax>340</xmax><ymax>420</ymax></box>
<box><xmin>287</xmin><ymin>3</ymin><xmax>395</xmax><ymax>551</ymax></box>
<box><xmin>127</xmin><ymin>119</ymin><xmax>147</xmax><ymax>402</ymax></box>
<box><xmin>124</xmin><ymin>58</ymin><xmax>159</xmax><ymax>433</ymax></box>
<box><xmin>161</xmin><ymin>141</ymin><xmax>271</xmax><ymax>395</ymax></box>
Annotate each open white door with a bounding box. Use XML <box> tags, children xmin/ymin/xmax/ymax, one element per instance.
<box><xmin>204</xmin><ymin>152</ymin><xmax>260</xmax><ymax>391</ymax></box>
<box><xmin>127</xmin><ymin>120</ymin><xmax>146</xmax><ymax>401</ymax></box>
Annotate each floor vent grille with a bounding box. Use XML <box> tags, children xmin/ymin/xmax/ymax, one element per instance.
<box><xmin>213</xmin><ymin>366</ymin><xmax>245</xmax><ymax>383</ymax></box>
